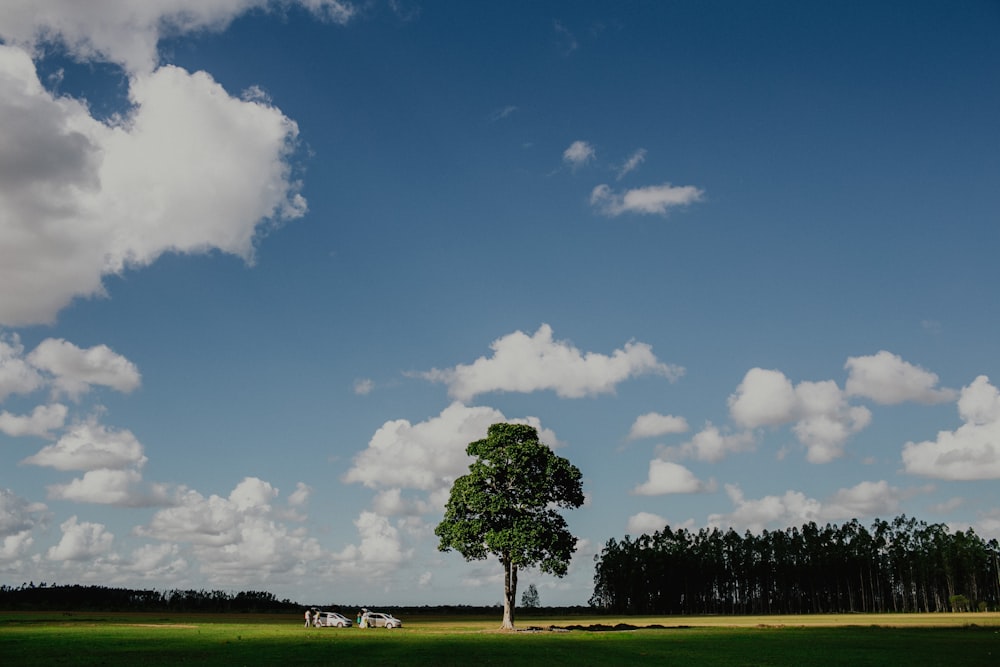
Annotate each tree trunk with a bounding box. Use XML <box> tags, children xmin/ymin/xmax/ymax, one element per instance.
<box><xmin>501</xmin><ymin>560</ymin><xmax>517</xmax><ymax>630</ymax></box>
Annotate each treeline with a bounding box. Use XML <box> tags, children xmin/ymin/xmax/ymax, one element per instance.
<box><xmin>590</xmin><ymin>515</ymin><xmax>1000</xmax><ymax>615</ymax></box>
<box><xmin>0</xmin><ymin>583</ymin><xmax>300</xmax><ymax>613</ymax></box>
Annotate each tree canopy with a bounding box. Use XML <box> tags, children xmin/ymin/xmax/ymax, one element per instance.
<box><xmin>435</xmin><ymin>423</ymin><xmax>584</xmax><ymax>629</ymax></box>
<box><xmin>591</xmin><ymin>516</ymin><xmax>1000</xmax><ymax>615</ymax></box>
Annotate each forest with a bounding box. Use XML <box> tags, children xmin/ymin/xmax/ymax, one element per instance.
<box><xmin>0</xmin><ymin>584</ymin><xmax>301</xmax><ymax>613</ymax></box>
<box><xmin>590</xmin><ymin>515</ymin><xmax>1000</xmax><ymax>615</ymax></box>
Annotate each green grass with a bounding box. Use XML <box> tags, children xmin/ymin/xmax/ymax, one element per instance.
<box><xmin>1</xmin><ymin>612</ymin><xmax>998</xmax><ymax>666</ymax></box>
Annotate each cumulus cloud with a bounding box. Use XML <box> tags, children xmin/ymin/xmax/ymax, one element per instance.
<box><xmin>822</xmin><ymin>480</ymin><xmax>903</xmax><ymax>519</ymax></box>
<box><xmin>728</xmin><ymin>368</ymin><xmax>797</xmax><ymax>428</ymax></box>
<box><xmin>627</xmin><ymin>412</ymin><xmax>688</xmax><ymax>440</ymax></box>
<box><xmin>0</xmin><ymin>335</ymin><xmax>139</xmax><ymax>403</ymax></box>
<box><xmin>372</xmin><ymin>488</ymin><xmax>434</xmax><ymax>517</ymax></box>
<box><xmin>422</xmin><ymin>324</ymin><xmax>683</xmax><ymax>402</ymax></box>
<box><xmin>563</xmin><ymin>140</ymin><xmax>595</xmax><ymax>168</ymax></box>
<box><xmin>0</xmin><ymin>46</ymin><xmax>306</xmax><ymax>326</ymax></box>
<box><xmin>633</xmin><ymin>460</ymin><xmax>715</xmax><ymax>495</ymax></box>
<box><xmin>47</xmin><ymin>515</ymin><xmax>114</xmax><ymax>561</ymax></box>
<box><xmin>665</xmin><ymin>422</ymin><xmax>756</xmax><ymax>463</ymax></box>
<box><xmin>28</xmin><ymin>339</ymin><xmax>140</xmax><ymax>398</ymax></box>
<box><xmin>353</xmin><ymin>378</ymin><xmax>374</xmax><ymax>395</ymax></box>
<box><xmin>135</xmin><ymin>477</ymin><xmax>323</xmax><ymax>583</ymax></box>
<box><xmin>590</xmin><ymin>182</ymin><xmax>704</xmax><ymax>217</ymax></box>
<box><xmin>0</xmin><ymin>0</ymin><xmax>356</xmax><ymax>75</ymax></box>
<box><xmin>0</xmin><ymin>403</ymin><xmax>67</xmax><ymax>437</ymax></box>
<box><xmin>0</xmin><ymin>334</ymin><xmax>43</xmax><ymax>400</ymax></box>
<box><xmin>627</xmin><ymin>511</ymin><xmax>668</xmax><ymax>536</ymax></box>
<box><xmin>845</xmin><ymin>351</ymin><xmax>956</xmax><ymax>405</ymax></box>
<box><xmin>344</xmin><ymin>402</ymin><xmax>556</xmax><ymax>494</ymax></box>
<box><xmin>728</xmin><ymin>368</ymin><xmax>872</xmax><ymax>463</ymax></box>
<box><xmin>335</xmin><ymin>511</ymin><xmax>410</xmax><ymax>566</ymax></box>
<box><xmin>287</xmin><ymin>482</ymin><xmax>311</xmax><ymax>508</ymax></box>
<box><xmin>706</xmin><ymin>481</ymin><xmax>913</xmax><ymax>533</ymax></box>
<box><xmin>22</xmin><ymin>419</ymin><xmax>146</xmax><ymax>471</ymax></box>
<box><xmin>902</xmin><ymin>375</ymin><xmax>1000</xmax><ymax>480</ymax></box>
<box><xmin>125</xmin><ymin>543</ymin><xmax>187</xmax><ymax>580</ymax></box>
<box><xmin>47</xmin><ymin>468</ymin><xmax>149</xmax><ymax>506</ymax></box>
<box><xmin>616</xmin><ymin>148</ymin><xmax>646</xmax><ymax>180</ymax></box>
<box><xmin>708</xmin><ymin>484</ymin><xmax>823</xmax><ymax>534</ymax></box>
<box><xmin>0</xmin><ymin>488</ymin><xmax>47</xmax><ymax>563</ymax></box>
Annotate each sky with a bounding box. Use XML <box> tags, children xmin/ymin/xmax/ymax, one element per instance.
<box><xmin>1</xmin><ymin>0</ymin><xmax>999</xmax><ymax>608</ymax></box>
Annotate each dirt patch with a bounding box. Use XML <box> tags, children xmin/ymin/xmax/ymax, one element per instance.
<box><xmin>518</xmin><ymin>623</ymin><xmax>691</xmax><ymax>633</ymax></box>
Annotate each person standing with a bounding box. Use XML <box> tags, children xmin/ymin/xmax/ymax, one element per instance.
<box><xmin>304</xmin><ymin>609</ymin><xmax>311</xmax><ymax>627</ymax></box>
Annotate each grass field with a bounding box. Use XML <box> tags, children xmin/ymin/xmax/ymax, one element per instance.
<box><xmin>2</xmin><ymin>611</ymin><xmax>998</xmax><ymax>666</ymax></box>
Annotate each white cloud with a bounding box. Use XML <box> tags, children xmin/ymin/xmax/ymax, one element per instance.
<box><xmin>28</xmin><ymin>339</ymin><xmax>140</xmax><ymax>398</ymax></box>
<box><xmin>627</xmin><ymin>412</ymin><xmax>688</xmax><ymax>440</ymax></box>
<box><xmin>590</xmin><ymin>182</ymin><xmax>704</xmax><ymax>217</ymax></box>
<box><xmin>728</xmin><ymin>368</ymin><xmax>871</xmax><ymax>463</ymax></box>
<box><xmin>287</xmin><ymin>482</ymin><xmax>312</xmax><ymax>507</ymax></box>
<box><xmin>626</xmin><ymin>511</ymin><xmax>668</xmax><ymax>536</ymax></box>
<box><xmin>708</xmin><ymin>484</ymin><xmax>823</xmax><ymax>534</ymax></box>
<box><xmin>353</xmin><ymin>378</ymin><xmax>374</xmax><ymax>395</ymax></box>
<box><xmin>667</xmin><ymin>422</ymin><xmax>756</xmax><ymax>463</ymax></box>
<box><xmin>0</xmin><ymin>403</ymin><xmax>67</xmax><ymax>437</ymax></box>
<box><xmin>0</xmin><ymin>46</ymin><xmax>306</xmax><ymax>326</ymax></box>
<box><xmin>335</xmin><ymin>511</ymin><xmax>409</xmax><ymax>566</ymax></box>
<box><xmin>47</xmin><ymin>468</ymin><xmax>147</xmax><ymax>506</ymax></box>
<box><xmin>344</xmin><ymin>402</ymin><xmax>554</xmax><ymax>493</ymax></box>
<box><xmin>902</xmin><ymin>375</ymin><xmax>1000</xmax><ymax>480</ymax></box>
<box><xmin>822</xmin><ymin>480</ymin><xmax>903</xmax><ymax>519</ymax></box>
<box><xmin>487</xmin><ymin>105</ymin><xmax>518</xmax><ymax>122</ymax></box>
<box><xmin>792</xmin><ymin>380</ymin><xmax>872</xmax><ymax>463</ymax></box>
<box><xmin>563</xmin><ymin>140</ymin><xmax>595</xmax><ymax>167</ymax></box>
<box><xmin>708</xmin><ymin>481</ymin><xmax>910</xmax><ymax>533</ymax></box>
<box><xmin>125</xmin><ymin>543</ymin><xmax>187</xmax><ymax>580</ymax></box>
<box><xmin>22</xmin><ymin>419</ymin><xmax>146</xmax><ymax>471</ymax></box>
<box><xmin>137</xmin><ymin>487</ymin><xmax>242</xmax><ymax>546</ymax></box>
<box><xmin>728</xmin><ymin>368</ymin><xmax>797</xmax><ymax>428</ymax></box>
<box><xmin>47</xmin><ymin>515</ymin><xmax>114</xmax><ymax>561</ymax></box>
<box><xmin>0</xmin><ymin>529</ymin><xmax>36</xmax><ymax>563</ymax></box>
<box><xmin>0</xmin><ymin>0</ymin><xmax>356</xmax><ymax>75</ymax></box>
<box><xmin>616</xmin><ymin>148</ymin><xmax>646</xmax><ymax>180</ymax></box>
<box><xmin>633</xmin><ymin>459</ymin><xmax>714</xmax><ymax>495</ymax></box>
<box><xmin>0</xmin><ymin>334</ymin><xmax>43</xmax><ymax>400</ymax></box>
<box><xmin>196</xmin><ymin>515</ymin><xmax>323</xmax><ymax>583</ymax></box>
<box><xmin>0</xmin><ymin>488</ymin><xmax>47</xmax><ymax>535</ymax></box>
<box><xmin>0</xmin><ymin>488</ymin><xmax>47</xmax><ymax>562</ymax></box>
<box><xmin>423</xmin><ymin>324</ymin><xmax>683</xmax><ymax>402</ymax></box>
<box><xmin>372</xmin><ymin>488</ymin><xmax>434</xmax><ymax>517</ymax></box>
<box><xmin>229</xmin><ymin>477</ymin><xmax>278</xmax><ymax>513</ymax></box>
<box><xmin>134</xmin><ymin>477</ymin><xmax>324</xmax><ymax>584</ymax></box>
<box><xmin>845</xmin><ymin>350</ymin><xmax>956</xmax><ymax>405</ymax></box>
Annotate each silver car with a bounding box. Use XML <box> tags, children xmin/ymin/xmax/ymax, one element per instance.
<box><xmin>317</xmin><ymin>611</ymin><xmax>353</xmax><ymax>627</ymax></box>
<box><xmin>364</xmin><ymin>611</ymin><xmax>402</xmax><ymax>629</ymax></box>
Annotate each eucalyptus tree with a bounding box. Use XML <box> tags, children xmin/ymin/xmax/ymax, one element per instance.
<box><xmin>435</xmin><ymin>423</ymin><xmax>584</xmax><ymax>630</ymax></box>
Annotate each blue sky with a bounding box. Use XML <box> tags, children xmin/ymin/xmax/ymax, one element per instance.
<box><xmin>1</xmin><ymin>1</ymin><xmax>998</xmax><ymax>607</ymax></box>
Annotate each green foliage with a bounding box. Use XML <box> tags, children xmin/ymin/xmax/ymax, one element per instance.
<box><xmin>591</xmin><ymin>516</ymin><xmax>1000</xmax><ymax>615</ymax></box>
<box><xmin>435</xmin><ymin>423</ymin><xmax>584</xmax><ymax>626</ymax></box>
<box><xmin>521</xmin><ymin>583</ymin><xmax>540</xmax><ymax>608</ymax></box>
<box><xmin>435</xmin><ymin>423</ymin><xmax>584</xmax><ymax>572</ymax></box>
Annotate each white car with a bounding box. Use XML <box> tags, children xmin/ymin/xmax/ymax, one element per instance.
<box><xmin>317</xmin><ymin>611</ymin><xmax>353</xmax><ymax>627</ymax></box>
<box><xmin>363</xmin><ymin>611</ymin><xmax>402</xmax><ymax>629</ymax></box>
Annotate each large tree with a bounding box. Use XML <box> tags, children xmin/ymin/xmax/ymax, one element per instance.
<box><xmin>435</xmin><ymin>423</ymin><xmax>584</xmax><ymax>630</ymax></box>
